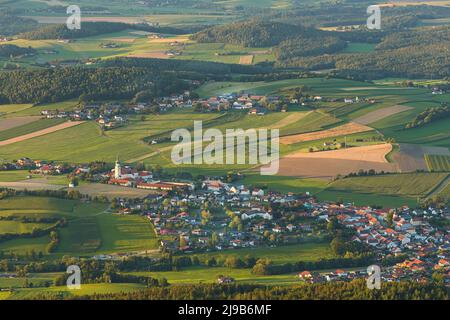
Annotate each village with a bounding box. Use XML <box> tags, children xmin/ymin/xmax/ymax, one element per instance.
<box><xmin>1</xmin><ymin>157</ymin><xmax>449</xmax><ymax>286</ymax></box>
<box><xmin>37</xmin><ymin>88</ymin><xmax>382</xmax><ymax>129</ymax></box>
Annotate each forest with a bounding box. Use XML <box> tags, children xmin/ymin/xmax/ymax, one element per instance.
<box><xmin>0</xmin><ymin>67</ymin><xmax>191</xmax><ymax>104</ymax></box>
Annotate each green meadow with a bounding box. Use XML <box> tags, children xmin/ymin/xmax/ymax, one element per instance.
<box><xmin>317</xmin><ymin>173</ymin><xmax>449</xmax><ymax>207</ymax></box>
<box><xmin>5</xmin><ymin>283</ymin><xmax>146</xmax><ymax>300</ymax></box>
<box><xmin>0</xmin><ymin>196</ymin><xmax>158</xmax><ymax>257</ymax></box>
<box><xmin>0</xmin><ymin>119</ymin><xmax>65</xmax><ymax>141</ymax></box>
<box><xmin>127</xmin><ymin>242</ymin><xmax>333</xmax><ymax>285</ymax></box>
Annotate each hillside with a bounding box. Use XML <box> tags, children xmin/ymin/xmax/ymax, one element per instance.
<box><xmin>191</xmin><ymin>20</ymin><xmax>308</xmax><ymax>47</ymax></box>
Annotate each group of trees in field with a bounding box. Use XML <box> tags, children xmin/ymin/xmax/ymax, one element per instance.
<box><xmin>405</xmin><ymin>105</ymin><xmax>450</xmax><ymax>129</ymax></box>
<box><xmin>0</xmin><ymin>44</ymin><xmax>36</xmax><ymax>58</ymax></box>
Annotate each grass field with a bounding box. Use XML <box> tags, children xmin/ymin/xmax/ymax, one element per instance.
<box><xmin>439</xmin><ymin>184</ymin><xmax>450</xmax><ymax>200</ymax></box>
<box><xmin>0</xmin><ymin>118</ymin><xmax>65</xmax><ymax>141</ymax></box>
<box><xmin>0</xmin><ymin>101</ymin><xmax>79</xmax><ymax>118</ymax></box>
<box><xmin>0</xmin><ymin>196</ymin><xmax>158</xmax><ymax>257</ymax></box>
<box><xmin>125</xmin><ymin>242</ymin><xmax>333</xmax><ymax>285</ymax></box>
<box><xmin>318</xmin><ymin>173</ymin><xmax>449</xmax><ymax>207</ymax></box>
<box><xmin>341</xmin><ymin>42</ymin><xmax>376</xmax><ymax>53</ymax></box>
<box><xmin>0</xmin><ymin>104</ymin><xmax>33</xmax><ymax>116</ymax></box>
<box><xmin>240</xmin><ymin>173</ymin><xmax>328</xmax><ymax>194</ymax></box>
<box><xmin>425</xmin><ymin>154</ymin><xmax>450</xmax><ymax>172</ymax></box>
<box><xmin>5</xmin><ymin>32</ymin><xmax>274</xmax><ymax>66</ymax></box>
<box><xmin>0</xmin><ymin>77</ymin><xmax>448</xmax><ymax>205</ymax></box>
<box><xmin>131</xmin><ymin>267</ymin><xmax>302</xmax><ymax>285</ymax></box>
<box><xmin>197</xmin><ymin>242</ymin><xmax>333</xmax><ymax>264</ymax></box>
<box><xmin>6</xmin><ymin>283</ymin><xmax>146</xmax><ymax>300</ymax></box>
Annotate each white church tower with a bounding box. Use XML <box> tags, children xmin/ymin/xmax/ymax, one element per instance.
<box><xmin>114</xmin><ymin>156</ymin><xmax>121</xmax><ymax>179</ymax></box>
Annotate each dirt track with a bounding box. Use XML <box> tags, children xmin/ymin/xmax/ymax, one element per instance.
<box><xmin>0</xmin><ymin>121</ymin><xmax>84</xmax><ymax>146</ymax></box>
<box><xmin>280</xmin><ymin>122</ymin><xmax>372</xmax><ymax>145</ymax></box>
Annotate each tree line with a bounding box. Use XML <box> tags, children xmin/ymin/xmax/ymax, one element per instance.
<box><xmin>29</xmin><ymin>280</ymin><xmax>449</xmax><ymax>300</ymax></box>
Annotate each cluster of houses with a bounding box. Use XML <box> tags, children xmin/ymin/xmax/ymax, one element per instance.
<box><xmin>192</xmin><ymin>93</ymin><xmax>287</xmax><ymax>114</ymax></box>
<box><xmin>311</xmin><ymin>95</ymin><xmax>377</xmax><ymax>105</ymax></box>
<box><xmin>40</xmin><ymin>103</ymin><xmax>131</xmax><ymax>129</ymax></box>
<box><xmin>296</xmin><ymin>203</ymin><xmax>450</xmax><ymax>284</ymax></box>
<box><xmin>0</xmin><ymin>158</ymin><xmax>74</xmax><ymax>176</ymax></box>
<box><xmin>432</xmin><ymin>87</ymin><xmax>445</xmax><ymax>95</ymax></box>
<box><xmin>38</xmin><ymin>91</ymin><xmax>197</xmax><ymax>125</ymax></box>
<box><xmin>111</xmin><ymin>174</ymin><xmax>449</xmax><ymax>285</ymax></box>
<box><xmin>1</xmin><ymin>155</ymin><xmax>449</xmax><ymax>285</ymax></box>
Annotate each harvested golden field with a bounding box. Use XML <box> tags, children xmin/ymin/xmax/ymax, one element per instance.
<box><xmin>0</xmin><ymin>121</ymin><xmax>84</xmax><ymax>146</ymax></box>
<box><xmin>0</xmin><ymin>116</ymin><xmax>41</xmax><ymax>132</ymax></box>
<box><xmin>280</xmin><ymin>122</ymin><xmax>372</xmax><ymax>145</ymax></box>
<box><xmin>277</xmin><ymin>144</ymin><xmax>397</xmax><ymax>179</ymax></box>
<box><xmin>239</xmin><ymin>55</ymin><xmax>254</xmax><ymax>65</ymax></box>
<box><xmin>353</xmin><ymin>105</ymin><xmax>413</xmax><ymax>125</ymax></box>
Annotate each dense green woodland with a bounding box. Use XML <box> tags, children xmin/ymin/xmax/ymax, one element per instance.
<box><xmin>102</xmin><ymin>57</ymin><xmax>270</xmax><ymax>76</ymax></box>
<box><xmin>0</xmin><ymin>67</ymin><xmax>190</xmax><ymax>104</ymax></box>
<box><xmin>0</xmin><ymin>56</ymin><xmax>277</xmax><ymax>104</ymax></box>
<box><xmin>192</xmin><ymin>20</ymin><xmax>308</xmax><ymax>47</ymax></box>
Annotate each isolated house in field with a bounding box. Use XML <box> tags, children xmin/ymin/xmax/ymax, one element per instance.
<box><xmin>217</xmin><ymin>276</ymin><xmax>235</xmax><ymax>284</ymax></box>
